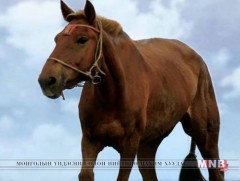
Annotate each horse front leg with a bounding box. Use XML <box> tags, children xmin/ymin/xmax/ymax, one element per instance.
<box><xmin>79</xmin><ymin>133</ymin><xmax>104</xmax><ymax>181</ymax></box>
<box><xmin>117</xmin><ymin>131</ymin><xmax>140</xmax><ymax>181</ymax></box>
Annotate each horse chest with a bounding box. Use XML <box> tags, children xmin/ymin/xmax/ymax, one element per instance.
<box><xmin>84</xmin><ymin>117</ymin><xmax>126</xmax><ymax>145</ymax></box>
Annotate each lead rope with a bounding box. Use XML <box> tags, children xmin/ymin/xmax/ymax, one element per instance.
<box><xmin>61</xmin><ymin>92</ymin><xmax>65</xmax><ymax>100</ymax></box>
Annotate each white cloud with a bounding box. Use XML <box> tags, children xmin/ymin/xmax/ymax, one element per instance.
<box><xmin>221</xmin><ymin>67</ymin><xmax>240</xmax><ymax>99</ymax></box>
<box><xmin>0</xmin><ymin>115</ymin><xmax>14</xmax><ymax>133</ymax></box>
<box><xmin>93</xmin><ymin>0</ymin><xmax>192</xmax><ymax>39</ymax></box>
<box><xmin>29</xmin><ymin>124</ymin><xmax>80</xmax><ymax>157</ymax></box>
<box><xmin>0</xmin><ymin>0</ymin><xmax>192</xmax><ymax>70</ymax></box>
<box><xmin>218</xmin><ymin>102</ymin><xmax>229</xmax><ymax>116</ymax></box>
<box><xmin>210</xmin><ymin>48</ymin><xmax>231</xmax><ymax>69</ymax></box>
<box><xmin>0</xmin><ymin>44</ymin><xmax>7</xmax><ymax>59</ymax></box>
<box><xmin>0</xmin><ymin>123</ymin><xmax>80</xmax><ymax>159</ymax></box>
<box><xmin>60</xmin><ymin>97</ymin><xmax>79</xmax><ymax>115</ymax></box>
<box><xmin>0</xmin><ymin>1</ymin><xmax>63</xmax><ymax>69</ymax></box>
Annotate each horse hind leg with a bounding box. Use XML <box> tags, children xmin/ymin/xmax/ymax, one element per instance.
<box><xmin>183</xmin><ymin>82</ymin><xmax>224</xmax><ymax>180</ymax></box>
<box><xmin>137</xmin><ymin>139</ymin><xmax>162</xmax><ymax>181</ymax></box>
<box><xmin>181</xmin><ymin>109</ymin><xmax>224</xmax><ymax>181</ymax></box>
<box><xmin>190</xmin><ymin>102</ymin><xmax>224</xmax><ymax>181</ymax></box>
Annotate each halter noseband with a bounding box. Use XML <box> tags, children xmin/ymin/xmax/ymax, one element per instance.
<box><xmin>48</xmin><ymin>20</ymin><xmax>105</xmax><ymax>85</ymax></box>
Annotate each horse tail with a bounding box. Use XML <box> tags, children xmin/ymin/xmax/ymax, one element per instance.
<box><xmin>179</xmin><ymin>139</ymin><xmax>207</xmax><ymax>181</ymax></box>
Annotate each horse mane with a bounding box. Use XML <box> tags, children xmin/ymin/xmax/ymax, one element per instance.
<box><xmin>67</xmin><ymin>10</ymin><xmax>123</xmax><ymax>36</ymax></box>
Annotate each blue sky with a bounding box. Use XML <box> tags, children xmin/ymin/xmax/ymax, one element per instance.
<box><xmin>0</xmin><ymin>0</ymin><xmax>239</xmax><ymax>180</ymax></box>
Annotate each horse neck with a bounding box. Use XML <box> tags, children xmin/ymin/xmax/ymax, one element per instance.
<box><xmin>93</xmin><ymin>31</ymin><xmax>142</xmax><ymax>108</ymax></box>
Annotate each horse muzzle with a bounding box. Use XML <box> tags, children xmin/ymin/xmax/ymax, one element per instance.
<box><xmin>38</xmin><ymin>75</ymin><xmax>64</xmax><ymax>99</ymax></box>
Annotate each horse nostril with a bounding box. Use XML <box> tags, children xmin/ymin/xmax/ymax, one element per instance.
<box><xmin>38</xmin><ymin>76</ymin><xmax>57</xmax><ymax>89</ymax></box>
<box><xmin>46</xmin><ymin>76</ymin><xmax>57</xmax><ymax>86</ymax></box>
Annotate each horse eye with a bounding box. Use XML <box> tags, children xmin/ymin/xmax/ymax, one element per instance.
<box><xmin>76</xmin><ymin>37</ymin><xmax>88</xmax><ymax>45</ymax></box>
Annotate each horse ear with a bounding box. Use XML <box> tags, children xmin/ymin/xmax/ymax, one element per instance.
<box><xmin>60</xmin><ymin>0</ymin><xmax>74</xmax><ymax>21</ymax></box>
<box><xmin>84</xmin><ymin>0</ymin><xmax>96</xmax><ymax>24</ymax></box>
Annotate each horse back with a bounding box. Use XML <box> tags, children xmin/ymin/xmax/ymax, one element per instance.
<box><xmin>134</xmin><ymin>37</ymin><xmax>204</xmax><ymax>99</ymax></box>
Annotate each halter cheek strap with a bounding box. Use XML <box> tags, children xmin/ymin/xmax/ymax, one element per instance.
<box><xmin>48</xmin><ymin>20</ymin><xmax>105</xmax><ymax>85</ymax></box>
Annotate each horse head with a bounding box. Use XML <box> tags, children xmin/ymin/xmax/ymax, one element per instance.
<box><xmin>38</xmin><ymin>0</ymin><xmax>103</xmax><ymax>99</ymax></box>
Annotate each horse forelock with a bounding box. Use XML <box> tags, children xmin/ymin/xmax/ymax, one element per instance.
<box><xmin>66</xmin><ymin>10</ymin><xmax>123</xmax><ymax>36</ymax></box>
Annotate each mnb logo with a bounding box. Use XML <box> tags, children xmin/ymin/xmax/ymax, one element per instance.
<box><xmin>198</xmin><ymin>160</ymin><xmax>228</xmax><ymax>172</ymax></box>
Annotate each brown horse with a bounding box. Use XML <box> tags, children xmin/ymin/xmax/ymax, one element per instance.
<box><xmin>38</xmin><ymin>1</ymin><xmax>224</xmax><ymax>181</ymax></box>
